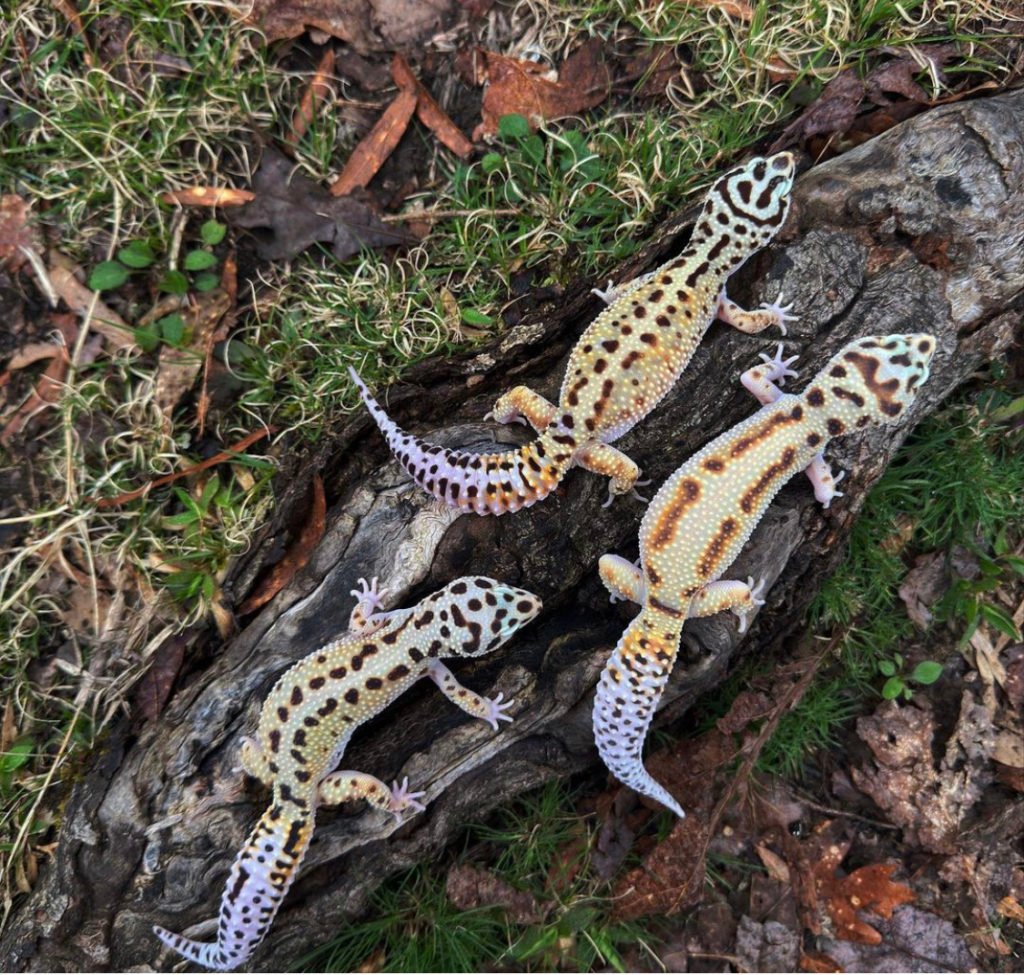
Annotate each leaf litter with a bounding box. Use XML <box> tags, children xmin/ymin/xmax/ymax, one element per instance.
<box><xmin>228</xmin><ymin>146</ymin><xmax>415</xmax><ymax>261</ymax></box>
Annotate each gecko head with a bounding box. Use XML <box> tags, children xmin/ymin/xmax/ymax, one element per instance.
<box><xmin>698</xmin><ymin>152</ymin><xmax>796</xmax><ymax>264</ymax></box>
<box><xmin>435</xmin><ymin>577</ymin><xmax>543</xmax><ymax>657</ymax></box>
<box><xmin>818</xmin><ymin>333</ymin><xmax>937</xmax><ymax>429</ymax></box>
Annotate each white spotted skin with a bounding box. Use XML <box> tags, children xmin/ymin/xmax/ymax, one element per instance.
<box><xmin>352</xmin><ymin>153</ymin><xmax>796</xmax><ymax>516</ymax></box>
<box><xmin>154</xmin><ymin>577</ymin><xmax>542</xmax><ymax>971</ymax></box>
<box><xmin>594</xmin><ymin>333</ymin><xmax>937</xmax><ymax>816</ymax></box>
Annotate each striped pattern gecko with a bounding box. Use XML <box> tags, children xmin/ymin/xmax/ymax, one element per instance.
<box><xmin>593</xmin><ymin>334</ymin><xmax>937</xmax><ymax>816</ymax></box>
<box><xmin>350</xmin><ymin>152</ymin><xmax>797</xmax><ymax>516</ymax></box>
<box><xmin>154</xmin><ymin>576</ymin><xmax>542</xmax><ymax>971</ymax></box>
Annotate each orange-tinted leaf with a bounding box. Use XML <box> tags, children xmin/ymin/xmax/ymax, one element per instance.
<box><xmin>161</xmin><ymin>187</ymin><xmax>256</xmax><ymax>207</ymax></box>
<box><xmin>476</xmin><ymin>39</ymin><xmax>610</xmax><ymax>137</ymax></box>
<box><xmin>823</xmin><ymin>863</ymin><xmax>915</xmax><ymax>944</ymax></box>
<box><xmin>391</xmin><ymin>53</ymin><xmax>472</xmax><ymax>157</ymax></box>
<box><xmin>330</xmin><ymin>87</ymin><xmax>417</xmax><ymax>196</ymax></box>
<box><xmin>48</xmin><ymin>252</ymin><xmax>138</xmax><ymax>351</ymax></box>
<box><xmin>239</xmin><ymin>476</ymin><xmax>326</xmax><ymax>615</ymax></box>
<box><xmin>287</xmin><ymin>47</ymin><xmax>336</xmax><ymax>147</ymax></box>
<box><xmin>800</xmin><ymin>951</ymin><xmax>842</xmax><ymax>972</ymax></box>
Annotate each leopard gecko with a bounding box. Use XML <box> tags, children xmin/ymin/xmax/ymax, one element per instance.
<box><xmin>154</xmin><ymin>576</ymin><xmax>542</xmax><ymax>970</ymax></box>
<box><xmin>593</xmin><ymin>333</ymin><xmax>937</xmax><ymax>816</ymax></box>
<box><xmin>350</xmin><ymin>152</ymin><xmax>797</xmax><ymax>516</ymax></box>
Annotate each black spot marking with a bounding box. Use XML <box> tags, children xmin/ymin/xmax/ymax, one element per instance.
<box><xmin>366</xmin><ymin>677</ymin><xmax>383</xmax><ymax>690</ymax></box>
<box><xmin>827</xmin><ymin>418</ymin><xmax>844</xmax><ymax>435</ymax></box>
<box><xmin>807</xmin><ymin>388</ymin><xmax>825</xmax><ymax>407</ymax></box>
<box><xmin>344</xmin><ymin>688</ymin><xmax>359</xmax><ymax>705</ymax></box>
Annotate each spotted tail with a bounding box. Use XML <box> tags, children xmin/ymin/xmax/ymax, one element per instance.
<box><xmin>154</xmin><ymin>803</ymin><xmax>314</xmax><ymax>972</ymax></box>
<box><xmin>593</xmin><ymin>606</ymin><xmax>687</xmax><ymax>818</ymax></box>
<box><xmin>349</xmin><ymin>367</ymin><xmax>575</xmax><ymax>516</ymax></box>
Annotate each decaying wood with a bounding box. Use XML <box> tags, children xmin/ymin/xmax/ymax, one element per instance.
<box><xmin>4</xmin><ymin>91</ymin><xmax>1024</xmax><ymax>972</ymax></box>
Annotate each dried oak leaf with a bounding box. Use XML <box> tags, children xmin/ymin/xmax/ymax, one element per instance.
<box><xmin>849</xmin><ymin>692</ymin><xmax>994</xmax><ymax>853</ymax></box>
<box><xmin>822</xmin><ymin>863</ymin><xmax>914</xmax><ymax>944</ymax></box>
<box><xmin>897</xmin><ymin>550</ymin><xmax>949</xmax><ymax>629</ymax></box>
<box><xmin>819</xmin><ymin>905</ymin><xmax>974</xmax><ymax>972</ymax></box>
<box><xmin>245</xmin><ymin>0</ymin><xmax>453</xmax><ymax>53</ymax></box>
<box><xmin>229</xmin><ymin>147</ymin><xmax>413</xmax><ymax>261</ymax></box>
<box><xmin>769</xmin><ymin>70</ymin><xmax>865</xmax><ymax>152</ymax></box>
<box><xmin>445</xmin><ymin>863</ymin><xmax>550</xmax><ymax>924</ymax></box>
<box><xmin>476</xmin><ymin>38</ymin><xmax>611</xmax><ymax>137</ymax></box>
<box><xmin>238</xmin><ymin>475</ymin><xmax>326</xmax><ymax>615</ymax></box>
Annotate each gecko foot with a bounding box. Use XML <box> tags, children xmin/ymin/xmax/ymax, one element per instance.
<box><xmin>758</xmin><ymin>343</ymin><xmax>800</xmax><ymax>385</ymax></box>
<box><xmin>388</xmin><ymin>777</ymin><xmax>427</xmax><ymax>823</ymax></box>
<box><xmin>734</xmin><ymin>576</ymin><xmax>767</xmax><ymax>634</ymax></box>
<box><xmin>759</xmin><ymin>292</ymin><xmax>799</xmax><ymax>335</ymax></box>
<box><xmin>481</xmin><ymin>691</ymin><xmax>516</xmax><ymax>731</ymax></box>
<box><xmin>591</xmin><ymin>279</ymin><xmax>618</xmax><ymax>304</ymax></box>
<box><xmin>350</xmin><ymin>576</ymin><xmax>388</xmax><ymax>611</ymax></box>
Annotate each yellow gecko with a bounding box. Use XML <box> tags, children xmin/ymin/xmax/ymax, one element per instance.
<box><xmin>593</xmin><ymin>334</ymin><xmax>937</xmax><ymax>816</ymax></box>
<box><xmin>154</xmin><ymin>576</ymin><xmax>542</xmax><ymax>970</ymax></box>
<box><xmin>350</xmin><ymin>152</ymin><xmax>797</xmax><ymax>515</ymax></box>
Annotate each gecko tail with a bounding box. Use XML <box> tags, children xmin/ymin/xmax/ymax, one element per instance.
<box><xmin>153</xmin><ymin>925</ymin><xmax>233</xmax><ymax>972</ymax></box>
<box><xmin>349</xmin><ymin>366</ymin><xmax>573</xmax><ymax>516</ymax></box>
<box><xmin>154</xmin><ymin>805</ymin><xmax>314</xmax><ymax>972</ymax></box>
<box><xmin>593</xmin><ymin>608</ymin><xmax>687</xmax><ymax>818</ymax></box>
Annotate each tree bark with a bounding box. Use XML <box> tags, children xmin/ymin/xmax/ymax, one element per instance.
<box><xmin>4</xmin><ymin>90</ymin><xmax>1023</xmax><ymax>972</ymax></box>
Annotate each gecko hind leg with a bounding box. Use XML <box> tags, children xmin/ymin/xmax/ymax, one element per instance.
<box><xmin>577</xmin><ymin>442</ymin><xmax>642</xmax><ymax>506</ymax></box>
<box><xmin>689</xmin><ymin>577</ymin><xmax>766</xmax><ymax>633</ymax></box>
<box><xmin>598</xmin><ymin>554</ymin><xmax>646</xmax><ymax>605</ymax></box>
<box><xmin>484</xmin><ymin>386</ymin><xmax>557</xmax><ymax>433</ymax></box>
<box><xmin>318</xmin><ymin>771</ymin><xmax>426</xmax><ymax>823</ymax></box>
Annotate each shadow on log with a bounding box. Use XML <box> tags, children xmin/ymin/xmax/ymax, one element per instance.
<box><xmin>3</xmin><ymin>90</ymin><xmax>1024</xmax><ymax>972</ymax></box>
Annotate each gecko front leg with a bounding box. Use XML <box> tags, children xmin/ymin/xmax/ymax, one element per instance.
<box><xmin>426</xmin><ymin>659</ymin><xmax>515</xmax><ymax>730</ymax></box>
<box><xmin>717</xmin><ymin>290</ymin><xmax>797</xmax><ymax>335</ymax></box>
<box><xmin>318</xmin><ymin>771</ymin><xmax>426</xmax><ymax>823</ymax></box>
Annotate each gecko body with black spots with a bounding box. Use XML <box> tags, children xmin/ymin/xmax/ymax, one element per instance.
<box><xmin>154</xmin><ymin>576</ymin><xmax>541</xmax><ymax>971</ymax></box>
<box><xmin>593</xmin><ymin>334</ymin><xmax>937</xmax><ymax>817</ymax></box>
<box><xmin>351</xmin><ymin>152</ymin><xmax>797</xmax><ymax>515</ymax></box>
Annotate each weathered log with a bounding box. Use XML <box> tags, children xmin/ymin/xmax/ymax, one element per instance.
<box><xmin>3</xmin><ymin>90</ymin><xmax>1023</xmax><ymax>972</ymax></box>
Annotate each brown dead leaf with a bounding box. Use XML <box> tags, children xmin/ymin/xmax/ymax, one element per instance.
<box><xmin>820</xmin><ymin>904</ymin><xmax>975</xmax><ymax>971</ymax></box>
<box><xmin>612</xmin><ymin>815</ymin><xmax>709</xmax><ymax>921</ymax></box>
<box><xmin>693</xmin><ymin>0</ymin><xmax>753</xmax><ymax>18</ymax></box>
<box><xmin>849</xmin><ymin>692</ymin><xmax>994</xmax><ymax>853</ymax></box>
<box><xmin>823</xmin><ymin>863</ymin><xmax>915</xmax><ymax>944</ymax></box>
<box><xmin>770</xmin><ymin>70</ymin><xmax>865</xmax><ymax>152</ymax></box>
<box><xmin>864</xmin><ymin>58</ymin><xmax>930</xmax><ymax>104</ymax></box>
<box><xmin>161</xmin><ymin>186</ymin><xmax>256</xmax><ymax>207</ymax></box>
<box><xmin>997</xmin><ymin>895</ymin><xmax>1024</xmax><ymax>923</ymax></box>
<box><xmin>132</xmin><ymin>630</ymin><xmax>191</xmax><ymax>724</ymax></box>
<box><xmin>330</xmin><ymin>87</ymin><xmax>417</xmax><ymax>196</ymax></box>
<box><xmin>152</xmin><ymin>289</ymin><xmax>232</xmax><ymax>430</ymax></box>
<box><xmin>0</xmin><ymin>194</ymin><xmax>39</xmax><ymax>269</ymax></box>
<box><xmin>755</xmin><ymin>842</ymin><xmax>791</xmax><ymax>884</ymax></box>
<box><xmin>230</xmin><ymin>147</ymin><xmax>413</xmax><ymax>261</ymax></box>
<box><xmin>476</xmin><ymin>39</ymin><xmax>611</xmax><ymax>137</ymax></box>
<box><xmin>800</xmin><ymin>951</ymin><xmax>842</xmax><ymax>972</ymax></box>
<box><xmin>245</xmin><ymin>0</ymin><xmax>453</xmax><ymax>53</ymax></box>
<box><xmin>48</xmin><ymin>251</ymin><xmax>137</xmax><ymax>352</ymax></box>
<box><xmin>445</xmin><ymin>863</ymin><xmax>550</xmax><ymax>924</ymax></box>
<box><xmin>0</xmin><ymin>315</ymin><xmax>76</xmax><ymax>446</ymax></box>
<box><xmin>239</xmin><ymin>476</ymin><xmax>326</xmax><ymax>615</ymax></box>
<box><xmin>391</xmin><ymin>54</ymin><xmax>472</xmax><ymax>158</ymax></box>
<box><xmin>287</xmin><ymin>47</ymin><xmax>336</xmax><ymax>148</ymax></box>
<box><xmin>897</xmin><ymin>551</ymin><xmax>949</xmax><ymax>629</ymax></box>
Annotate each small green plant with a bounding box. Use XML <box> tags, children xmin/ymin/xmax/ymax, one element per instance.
<box><xmin>939</xmin><ymin>544</ymin><xmax>1024</xmax><ymax>647</ymax></box>
<box><xmin>877</xmin><ymin>653</ymin><xmax>943</xmax><ymax>701</ymax></box>
<box><xmin>88</xmin><ymin>220</ymin><xmax>224</xmax><ymax>293</ymax></box>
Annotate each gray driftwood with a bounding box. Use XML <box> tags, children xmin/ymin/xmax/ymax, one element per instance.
<box><xmin>3</xmin><ymin>90</ymin><xmax>1023</xmax><ymax>972</ymax></box>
